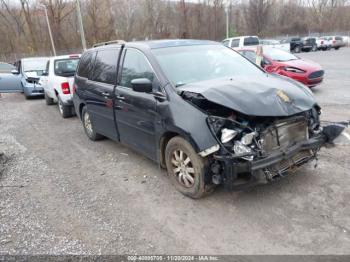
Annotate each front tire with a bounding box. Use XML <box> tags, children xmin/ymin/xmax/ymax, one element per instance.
<box><xmin>81</xmin><ymin>107</ymin><xmax>103</xmax><ymax>141</ymax></box>
<box><xmin>294</xmin><ymin>46</ymin><xmax>301</xmax><ymax>53</ymax></box>
<box><xmin>165</xmin><ymin>136</ymin><xmax>214</xmax><ymax>199</ymax></box>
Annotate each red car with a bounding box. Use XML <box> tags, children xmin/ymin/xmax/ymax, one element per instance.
<box><xmin>238</xmin><ymin>47</ymin><xmax>324</xmax><ymax>87</ymax></box>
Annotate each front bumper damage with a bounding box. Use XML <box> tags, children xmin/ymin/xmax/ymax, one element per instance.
<box><xmin>210</xmin><ymin>122</ymin><xmax>348</xmax><ymax>191</ymax></box>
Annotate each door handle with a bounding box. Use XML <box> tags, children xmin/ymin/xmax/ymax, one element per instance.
<box><xmin>101</xmin><ymin>92</ymin><xmax>111</xmax><ymax>97</ymax></box>
<box><xmin>116</xmin><ymin>95</ymin><xmax>125</xmax><ymax>101</ymax></box>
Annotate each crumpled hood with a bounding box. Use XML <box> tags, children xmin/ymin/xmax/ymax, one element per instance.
<box><xmin>178</xmin><ymin>74</ymin><xmax>316</xmax><ymax>117</ymax></box>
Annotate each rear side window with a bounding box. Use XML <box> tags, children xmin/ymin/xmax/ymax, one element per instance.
<box><xmin>92</xmin><ymin>49</ymin><xmax>119</xmax><ymax>84</ymax></box>
<box><xmin>335</xmin><ymin>36</ymin><xmax>342</xmax><ymax>40</ymax></box>
<box><xmin>77</xmin><ymin>52</ymin><xmax>95</xmax><ymax>78</ymax></box>
<box><xmin>244</xmin><ymin>37</ymin><xmax>259</xmax><ymax>46</ymax></box>
<box><xmin>54</xmin><ymin>58</ymin><xmax>79</xmax><ymax>77</ymax></box>
<box><xmin>231</xmin><ymin>39</ymin><xmax>240</xmax><ymax>48</ymax></box>
<box><xmin>120</xmin><ymin>49</ymin><xmax>154</xmax><ymax>88</ymax></box>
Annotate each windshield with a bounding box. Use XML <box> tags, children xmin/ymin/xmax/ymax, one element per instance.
<box><xmin>152</xmin><ymin>45</ymin><xmax>264</xmax><ymax>87</ymax></box>
<box><xmin>54</xmin><ymin>58</ymin><xmax>80</xmax><ymax>77</ymax></box>
<box><xmin>264</xmin><ymin>48</ymin><xmax>298</xmax><ymax>62</ymax></box>
<box><xmin>0</xmin><ymin>63</ymin><xmax>15</xmax><ymax>73</ymax></box>
<box><xmin>22</xmin><ymin>58</ymin><xmax>48</xmax><ymax>75</ymax></box>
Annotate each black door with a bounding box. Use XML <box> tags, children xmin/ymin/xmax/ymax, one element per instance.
<box><xmin>114</xmin><ymin>48</ymin><xmax>158</xmax><ymax>160</ymax></box>
<box><xmin>86</xmin><ymin>48</ymin><xmax>120</xmax><ymax>140</ymax></box>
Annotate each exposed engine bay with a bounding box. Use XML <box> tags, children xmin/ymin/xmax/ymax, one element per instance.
<box><xmin>181</xmin><ymin>90</ymin><xmax>346</xmax><ymax>189</ymax></box>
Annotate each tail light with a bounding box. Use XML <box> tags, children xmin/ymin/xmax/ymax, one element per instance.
<box><xmin>333</xmin><ymin>40</ymin><xmax>336</xmax><ymax>44</ymax></box>
<box><xmin>61</xmin><ymin>82</ymin><xmax>70</xmax><ymax>94</ymax></box>
<box><xmin>321</xmin><ymin>40</ymin><xmax>324</xmax><ymax>44</ymax></box>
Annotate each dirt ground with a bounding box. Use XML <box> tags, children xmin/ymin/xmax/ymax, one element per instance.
<box><xmin>0</xmin><ymin>48</ymin><xmax>350</xmax><ymax>255</ymax></box>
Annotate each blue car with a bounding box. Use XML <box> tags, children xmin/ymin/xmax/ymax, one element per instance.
<box><xmin>0</xmin><ymin>57</ymin><xmax>49</xmax><ymax>98</ymax></box>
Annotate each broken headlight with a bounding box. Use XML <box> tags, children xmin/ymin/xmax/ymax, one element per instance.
<box><xmin>241</xmin><ymin>131</ymin><xmax>257</xmax><ymax>145</ymax></box>
<box><xmin>233</xmin><ymin>141</ymin><xmax>254</xmax><ymax>161</ymax></box>
<box><xmin>221</xmin><ymin>128</ymin><xmax>238</xmax><ymax>143</ymax></box>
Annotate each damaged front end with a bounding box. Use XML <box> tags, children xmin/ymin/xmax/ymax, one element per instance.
<box><xmin>206</xmin><ymin>111</ymin><xmax>347</xmax><ymax>190</ymax></box>
<box><xmin>181</xmin><ymin>90</ymin><xmax>347</xmax><ymax>190</ymax></box>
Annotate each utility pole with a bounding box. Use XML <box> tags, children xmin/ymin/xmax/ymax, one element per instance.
<box><xmin>39</xmin><ymin>4</ymin><xmax>56</xmax><ymax>56</ymax></box>
<box><xmin>225</xmin><ymin>1</ymin><xmax>230</xmax><ymax>39</ymax></box>
<box><xmin>76</xmin><ymin>0</ymin><xmax>87</xmax><ymax>51</ymax></box>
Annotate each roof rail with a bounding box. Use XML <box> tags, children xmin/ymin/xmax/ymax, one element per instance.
<box><xmin>93</xmin><ymin>40</ymin><xmax>126</xmax><ymax>48</ymax></box>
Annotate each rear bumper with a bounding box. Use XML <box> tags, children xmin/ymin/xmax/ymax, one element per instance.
<box><xmin>214</xmin><ymin>134</ymin><xmax>326</xmax><ymax>191</ymax></box>
<box><xmin>60</xmin><ymin>95</ymin><xmax>74</xmax><ymax>106</ymax></box>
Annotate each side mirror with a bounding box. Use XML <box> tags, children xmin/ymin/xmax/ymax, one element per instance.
<box><xmin>261</xmin><ymin>59</ymin><xmax>270</xmax><ymax>68</ymax></box>
<box><xmin>11</xmin><ymin>69</ymin><xmax>19</xmax><ymax>75</ymax></box>
<box><xmin>131</xmin><ymin>78</ymin><xmax>153</xmax><ymax>93</ymax></box>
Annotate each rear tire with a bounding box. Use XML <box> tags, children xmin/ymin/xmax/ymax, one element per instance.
<box><xmin>58</xmin><ymin>96</ymin><xmax>73</xmax><ymax>118</ymax></box>
<box><xmin>335</xmin><ymin>47</ymin><xmax>340</xmax><ymax>50</ymax></box>
<box><xmin>165</xmin><ymin>136</ymin><xmax>214</xmax><ymax>199</ymax></box>
<box><xmin>45</xmin><ymin>92</ymin><xmax>54</xmax><ymax>105</ymax></box>
<box><xmin>81</xmin><ymin>107</ymin><xmax>103</xmax><ymax>141</ymax></box>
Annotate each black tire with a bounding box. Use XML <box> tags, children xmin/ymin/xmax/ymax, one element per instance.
<box><xmin>335</xmin><ymin>47</ymin><xmax>340</xmax><ymax>50</ymax></box>
<box><xmin>58</xmin><ymin>96</ymin><xmax>73</xmax><ymax>118</ymax></box>
<box><xmin>294</xmin><ymin>46</ymin><xmax>301</xmax><ymax>53</ymax></box>
<box><xmin>165</xmin><ymin>136</ymin><xmax>214</xmax><ymax>199</ymax></box>
<box><xmin>45</xmin><ymin>92</ymin><xmax>54</xmax><ymax>105</ymax></box>
<box><xmin>81</xmin><ymin>106</ymin><xmax>103</xmax><ymax>141</ymax></box>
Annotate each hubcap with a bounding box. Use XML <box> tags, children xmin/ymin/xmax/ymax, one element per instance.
<box><xmin>171</xmin><ymin>149</ymin><xmax>195</xmax><ymax>188</ymax></box>
<box><xmin>84</xmin><ymin>112</ymin><xmax>93</xmax><ymax>135</ymax></box>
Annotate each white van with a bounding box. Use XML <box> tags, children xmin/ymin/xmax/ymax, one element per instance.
<box><xmin>40</xmin><ymin>54</ymin><xmax>80</xmax><ymax>118</ymax></box>
<box><xmin>222</xmin><ymin>36</ymin><xmax>260</xmax><ymax>49</ymax></box>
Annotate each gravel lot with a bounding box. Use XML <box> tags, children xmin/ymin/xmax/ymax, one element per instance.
<box><xmin>0</xmin><ymin>48</ymin><xmax>350</xmax><ymax>255</ymax></box>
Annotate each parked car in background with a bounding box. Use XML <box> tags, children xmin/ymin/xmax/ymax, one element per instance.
<box><xmin>0</xmin><ymin>62</ymin><xmax>22</xmax><ymax>93</ymax></box>
<box><xmin>324</xmin><ymin>36</ymin><xmax>345</xmax><ymax>50</ymax></box>
<box><xmin>0</xmin><ymin>57</ymin><xmax>49</xmax><ymax>98</ymax></box>
<box><xmin>222</xmin><ymin>36</ymin><xmax>260</xmax><ymax>49</ymax></box>
<box><xmin>301</xmin><ymin>37</ymin><xmax>317</xmax><ymax>52</ymax></box>
<box><xmin>238</xmin><ymin>47</ymin><xmax>324</xmax><ymax>87</ymax></box>
<box><xmin>280</xmin><ymin>37</ymin><xmax>303</xmax><ymax>53</ymax></box>
<box><xmin>341</xmin><ymin>36</ymin><xmax>350</xmax><ymax>46</ymax></box>
<box><xmin>260</xmin><ymin>39</ymin><xmax>290</xmax><ymax>52</ymax></box>
<box><xmin>73</xmin><ymin>39</ymin><xmax>343</xmax><ymax>198</ymax></box>
<box><xmin>316</xmin><ymin>37</ymin><xmax>331</xmax><ymax>51</ymax></box>
<box><xmin>40</xmin><ymin>54</ymin><xmax>80</xmax><ymax>118</ymax></box>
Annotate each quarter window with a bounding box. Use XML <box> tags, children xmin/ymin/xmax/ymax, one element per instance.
<box><xmin>77</xmin><ymin>52</ymin><xmax>95</xmax><ymax>79</ymax></box>
<box><xmin>92</xmin><ymin>49</ymin><xmax>119</xmax><ymax>84</ymax></box>
<box><xmin>120</xmin><ymin>49</ymin><xmax>154</xmax><ymax>88</ymax></box>
<box><xmin>231</xmin><ymin>39</ymin><xmax>240</xmax><ymax>48</ymax></box>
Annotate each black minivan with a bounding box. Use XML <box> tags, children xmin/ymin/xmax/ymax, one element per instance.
<box><xmin>73</xmin><ymin>39</ymin><xmax>344</xmax><ymax>198</ymax></box>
